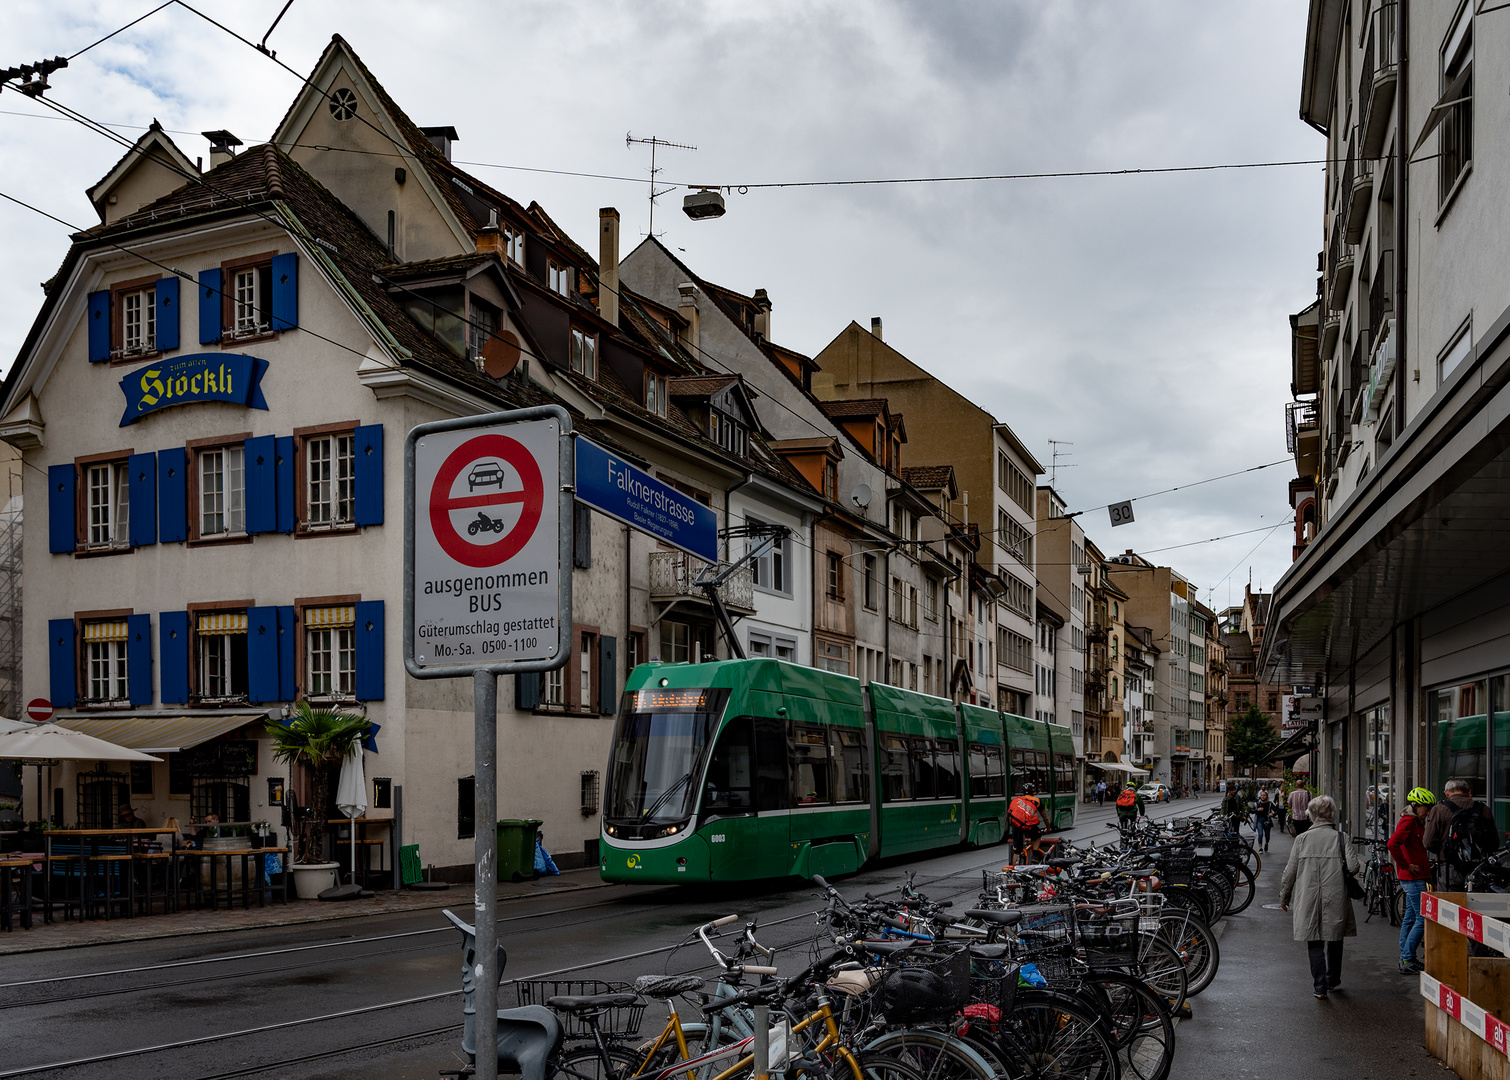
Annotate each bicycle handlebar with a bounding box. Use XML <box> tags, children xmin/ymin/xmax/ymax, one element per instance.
<box><xmin>711</xmin><ymin>914</ymin><xmax>740</xmax><ymax>928</ymax></box>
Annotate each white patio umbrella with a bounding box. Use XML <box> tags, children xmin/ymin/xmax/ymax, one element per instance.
<box><xmin>0</xmin><ymin>722</ymin><xmax>161</xmax><ymax>762</ymax></box>
<box><xmin>334</xmin><ymin>747</ymin><xmax>367</xmax><ymax>884</ymax></box>
<box><xmin>0</xmin><ymin>717</ymin><xmax>34</xmax><ymax>736</ymax></box>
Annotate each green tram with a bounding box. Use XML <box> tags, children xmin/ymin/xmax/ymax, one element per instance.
<box><xmin>599</xmin><ymin>658</ymin><xmax>1076</xmax><ymax>884</ymax></box>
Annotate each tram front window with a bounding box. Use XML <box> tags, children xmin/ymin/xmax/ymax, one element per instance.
<box><xmin>606</xmin><ymin>689</ymin><xmax>728</xmax><ymax>826</ymax></box>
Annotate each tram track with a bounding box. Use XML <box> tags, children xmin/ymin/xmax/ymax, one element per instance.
<box><xmin>6</xmin><ymin>802</ymin><xmax>1220</xmax><ymax>1078</ymax></box>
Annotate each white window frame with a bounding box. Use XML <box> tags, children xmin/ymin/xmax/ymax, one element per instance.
<box><xmin>120</xmin><ymin>286</ymin><xmax>156</xmax><ymax>356</ymax></box>
<box><xmin>548</xmin><ymin>261</ymin><xmax>572</xmax><ymax>297</ymax></box>
<box><xmin>306</xmin><ymin>625</ymin><xmax>356</xmax><ymax>697</ymax></box>
<box><xmin>748</xmin><ymin>517</ymin><xmax>791</xmax><ymax>597</ymax></box>
<box><xmin>86</xmin><ymin>635</ymin><xmax>129</xmax><ymax>704</ymax></box>
<box><xmin>306</xmin><ymin>433</ymin><xmax>356</xmax><ymax>529</ymax></box>
<box><xmin>199</xmin><ymin>445</ymin><xmax>246</xmax><ymax>538</ymax></box>
<box><xmin>570</xmin><ymin>328</ymin><xmax>597</xmax><ymax>379</ymax></box>
<box><xmin>504</xmin><ymin>225</ymin><xmax>524</xmax><ymax>265</ymax></box>
<box><xmin>197</xmin><ymin>621</ymin><xmax>247</xmax><ymax>701</ymax></box>
<box><xmin>86</xmin><ymin>460</ymin><xmax>131</xmax><ymax>548</ymax></box>
<box><xmin>646</xmin><ymin>371</ymin><xmax>668</xmax><ymax>417</ymax></box>
<box><xmin>233</xmin><ymin>267</ymin><xmax>269</xmax><ymax>336</ymax></box>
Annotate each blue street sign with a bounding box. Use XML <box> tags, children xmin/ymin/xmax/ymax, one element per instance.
<box><xmin>574</xmin><ymin>437</ymin><xmax>718</xmax><ymax>562</ymax></box>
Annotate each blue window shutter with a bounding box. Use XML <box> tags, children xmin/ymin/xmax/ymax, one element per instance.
<box><xmin>159</xmin><ymin>611</ymin><xmax>190</xmax><ymax>704</ymax></box>
<box><xmin>157</xmin><ymin>448</ymin><xmax>187</xmax><ymax>543</ymax></box>
<box><xmin>126</xmin><ymin>613</ymin><xmax>152</xmax><ymax>707</ymax></box>
<box><xmin>246</xmin><ymin>606</ymin><xmax>280</xmax><ymax>704</ymax></box>
<box><xmin>353</xmin><ymin>424</ymin><xmax>384</xmax><ymax>526</ymax></box>
<box><xmin>87</xmin><ymin>290</ymin><xmax>111</xmax><ymax>362</ymax></box>
<box><xmin>354</xmin><ymin>600</ymin><xmax>385</xmax><ymax>700</ymax></box>
<box><xmin>198</xmin><ymin>268</ymin><xmax>222</xmax><ymax>345</ymax></box>
<box><xmin>47</xmin><ymin>464</ymin><xmax>76</xmax><ymax>554</ymax></box>
<box><xmin>275</xmin><ymin>436</ymin><xmax>296</xmax><ymax>533</ymax></box>
<box><xmin>599</xmin><ymin>635</ymin><xmax>617</xmax><ymax>715</ymax></box>
<box><xmin>515</xmin><ymin>672</ymin><xmax>540</xmax><ymax>711</ymax></box>
<box><xmin>244</xmin><ymin>435</ymin><xmax>277</xmax><ymax>534</ymax></box>
<box><xmin>128</xmin><ymin>452</ymin><xmax>157</xmax><ymax>548</ymax></box>
<box><xmin>48</xmin><ymin>619</ymin><xmax>76</xmax><ymax>708</ymax></box>
<box><xmin>154</xmin><ymin>275</ymin><xmax>180</xmax><ymax>352</ymax></box>
<box><xmin>277</xmin><ymin>606</ymin><xmax>297</xmax><ymax>700</ymax></box>
<box><xmin>270</xmin><ymin>253</ymin><xmax>298</xmax><ymax>331</ymax></box>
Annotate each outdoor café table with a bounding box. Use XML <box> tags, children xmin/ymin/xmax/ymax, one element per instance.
<box><xmin>40</xmin><ymin>829</ymin><xmax>176</xmax><ymax>922</ymax></box>
<box><xmin>326</xmin><ymin>817</ymin><xmax>393</xmax><ymax>889</ymax></box>
<box><xmin>0</xmin><ymin>857</ymin><xmax>34</xmax><ymax>929</ymax></box>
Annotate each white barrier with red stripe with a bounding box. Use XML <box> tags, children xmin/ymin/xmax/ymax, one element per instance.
<box><xmin>1419</xmin><ymin>893</ymin><xmax>1510</xmax><ymax>1058</ymax></box>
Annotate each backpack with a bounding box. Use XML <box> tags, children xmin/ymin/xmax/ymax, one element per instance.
<box><xmin>1445</xmin><ymin>801</ymin><xmax>1501</xmax><ymax>868</ymax></box>
<box><xmin>1009</xmin><ymin>795</ymin><xmax>1041</xmax><ymax>828</ymax></box>
<box><xmin>1116</xmin><ymin>788</ymin><xmax>1137</xmax><ymax>809</ymax></box>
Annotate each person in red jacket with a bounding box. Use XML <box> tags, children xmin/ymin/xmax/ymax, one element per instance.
<box><xmin>1388</xmin><ymin>787</ymin><xmax>1436</xmax><ymax>974</ymax></box>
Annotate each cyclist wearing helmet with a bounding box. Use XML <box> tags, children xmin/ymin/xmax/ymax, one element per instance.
<box><xmin>1388</xmin><ymin>787</ymin><xmax>1435</xmax><ymax>974</ymax></box>
<box><xmin>1008</xmin><ymin>783</ymin><xmax>1044</xmax><ymax>865</ymax></box>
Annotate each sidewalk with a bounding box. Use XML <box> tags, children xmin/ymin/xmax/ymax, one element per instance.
<box><xmin>0</xmin><ymin>866</ymin><xmax>615</xmax><ymax>956</ymax></box>
<box><xmin>1177</xmin><ymin>825</ymin><xmax>1434</xmax><ymax>1078</ymax></box>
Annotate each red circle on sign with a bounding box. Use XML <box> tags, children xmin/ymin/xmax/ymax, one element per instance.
<box><xmin>26</xmin><ymin>698</ymin><xmax>52</xmax><ymax>723</ymax></box>
<box><xmin>429</xmin><ymin>434</ymin><xmax>545</xmax><ymax>568</ymax></box>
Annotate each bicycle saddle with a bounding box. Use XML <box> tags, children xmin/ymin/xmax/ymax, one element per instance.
<box><xmin>634</xmin><ymin>974</ymin><xmax>706</xmax><ymax>997</ymax></box>
<box><xmin>966</xmin><ymin>943</ymin><xmax>1013</xmax><ymax>960</ymax></box>
<box><xmin>545</xmin><ymin>993</ymin><xmax>640</xmax><ymax>1012</ymax></box>
<box><xmin>967</xmin><ymin>908</ymin><xmax>1024</xmax><ymax>925</ymax></box>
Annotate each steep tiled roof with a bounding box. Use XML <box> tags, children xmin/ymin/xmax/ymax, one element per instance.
<box><xmin>820</xmin><ymin>398</ymin><xmax>888</xmax><ymax>419</ymax></box>
<box><xmin>902</xmin><ymin>465</ymin><xmax>954</xmax><ymax>490</ymax></box>
<box><xmin>668</xmin><ymin>375</ymin><xmax>739</xmax><ymax>397</ymax></box>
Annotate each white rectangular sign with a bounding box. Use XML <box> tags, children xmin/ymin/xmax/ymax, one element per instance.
<box><xmin>411</xmin><ymin>416</ymin><xmax>563</xmax><ymax>669</ymax></box>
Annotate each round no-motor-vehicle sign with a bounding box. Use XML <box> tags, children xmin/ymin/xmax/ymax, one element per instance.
<box><xmin>410</xmin><ymin>416</ymin><xmax>563</xmax><ymax>669</ymax></box>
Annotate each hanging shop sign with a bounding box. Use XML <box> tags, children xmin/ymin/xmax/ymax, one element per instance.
<box><xmin>118</xmin><ymin>352</ymin><xmax>269</xmax><ymax>426</ymax></box>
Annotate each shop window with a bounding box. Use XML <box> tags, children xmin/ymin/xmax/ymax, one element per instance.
<box><xmin>198</xmin><ymin>444</ymin><xmax>245</xmax><ymax>538</ymax></box>
<box><xmin>84</xmin><ymin>460</ymin><xmax>131</xmax><ymax>549</ymax></box>
<box><xmin>1432</xmin><ymin>680</ymin><xmax>1489</xmax><ymax>800</ymax></box>
<box><xmin>305</xmin><ymin>605</ymin><xmax>356</xmax><ymax>698</ymax></box>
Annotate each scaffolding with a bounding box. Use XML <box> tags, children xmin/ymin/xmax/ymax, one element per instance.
<box><xmin>0</xmin><ymin>466</ymin><xmax>22</xmax><ymax>721</ymax></box>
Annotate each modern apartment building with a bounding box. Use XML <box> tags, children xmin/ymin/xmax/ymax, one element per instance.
<box><xmin>1034</xmin><ymin>488</ymin><xmax>1088</xmax><ymax>781</ymax></box>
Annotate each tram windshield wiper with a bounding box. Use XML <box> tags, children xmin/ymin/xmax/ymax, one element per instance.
<box><xmin>641</xmin><ymin>771</ymin><xmax>693</xmax><ymax>821</ymax></box>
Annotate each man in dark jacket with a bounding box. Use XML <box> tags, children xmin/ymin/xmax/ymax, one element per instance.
<box><xmin>1424</xmin><ymin>779</ymin><xmax>1498</xmax><ymax>889</ymax></box>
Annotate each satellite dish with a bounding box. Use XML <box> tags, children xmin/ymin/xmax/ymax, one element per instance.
<box><xmin>850</xmin><ymin>484</ymin><xmax>872</xmax><ymax>508</ymax></box>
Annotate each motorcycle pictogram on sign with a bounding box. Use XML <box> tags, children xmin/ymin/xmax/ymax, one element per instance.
<box><xmin>428</xmin><ymin>434</ymin><xmax>544</xmax><ymax>568</ymax></box>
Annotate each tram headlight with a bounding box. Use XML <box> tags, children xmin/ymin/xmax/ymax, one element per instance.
<box><xmin>665</xmin><ymin>825</ymin><xmax>679</xmax><ymax>835</ymax></box>
<box><xmin>605</xmin><ymin>825</ymin><xmax>618</xmax><ymax>837</ymax></box>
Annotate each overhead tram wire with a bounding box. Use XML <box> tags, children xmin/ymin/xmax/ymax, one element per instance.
<box><xmin>66</xmin><ymin>0</ymin><xmax>177</xmax><ymax>60</ymax></box>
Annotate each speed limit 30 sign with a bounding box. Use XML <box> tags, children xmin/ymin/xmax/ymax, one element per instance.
<box><xmin>404</xmin><ymin>406</ymin><xmax>573</xmax><ymax>677</ymax></box>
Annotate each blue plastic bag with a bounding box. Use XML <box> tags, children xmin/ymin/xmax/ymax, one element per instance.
<box><xmin>1018</xmin><ymin>963</ymin><xmax>1048</xmax><ymax>988</ymax></box>
<box><xmin>534</xmin><ymin>835</ymin><xmax>559</xmax><ymax>876</ymax></box>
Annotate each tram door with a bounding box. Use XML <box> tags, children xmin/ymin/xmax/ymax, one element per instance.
<box><xmin>700</xmin><ymin>715</ymin><xmax>790</xmax><ymax>879</ymax></box>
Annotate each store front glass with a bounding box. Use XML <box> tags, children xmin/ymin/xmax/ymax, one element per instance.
<box><xmin>1431</xmin><ymin>680</ymin><xmax>1489</xmax><ymax>805</ymax></box>
<box><xmin>1363</xmin><ymin>704</ymin><xmax>1391</xmax><ymax>839</ymax></box>
<box><xmin>1492</xmin><ymin>675</ymin><xmax>1510</xmax><ymax>835</ymax></box>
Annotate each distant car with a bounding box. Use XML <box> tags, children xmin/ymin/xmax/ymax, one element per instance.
<box><xmin>467</xmin><ymin>461</ymin><xmax>506</xmax><ymax>491</ymax></box>
<box><xmin>1138</xmin><ymin>781</ymin><xmax>1172</xmax><ymax>803</ymax></box>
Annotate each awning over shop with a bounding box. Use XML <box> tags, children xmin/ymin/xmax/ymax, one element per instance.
<box><xmin>56</xmin><ymin>713</ymin><xmax>267</xmax><ymax>754</ymax></box>
<box><xmin>1086</xmin><ymin>762</ymin><xmax>1151</xmax><ymax>775</ymax></box>
<box><xmin>1266</xmin><ymin>725</ymin><xmax>1316</xmax><ymax>765</ymax></box>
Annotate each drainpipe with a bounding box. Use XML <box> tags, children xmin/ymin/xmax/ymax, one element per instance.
<box><xmin>1394</xmin><ymin>0</ymin><xmax>1408</xmax><ymax>440</ymax></box>
<box><xmin>883</xmin><ymin>545</ymin><xmax>891</xmax><ymax>684</ymax></box>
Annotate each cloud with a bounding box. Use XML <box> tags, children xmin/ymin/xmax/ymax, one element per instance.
<box><xmin>0</xmin><ymin>0</ymin><xmax>1317</xmax><ymax>601</ymax></box>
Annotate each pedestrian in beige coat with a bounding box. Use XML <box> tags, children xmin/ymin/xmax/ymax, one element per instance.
<box><xmin>1280</xmin><ymin>795</ymin><xmax>1360</xmax><ymax>999</ymax></box>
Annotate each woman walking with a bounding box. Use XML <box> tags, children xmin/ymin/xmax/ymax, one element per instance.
<box><xmin>1280</xmin><ymin>795</ymin><xmax>1361</xmax><ymax>998</ymax></box>
<box><xmin>1253</xmin><ymin>789</ymin><xmax>1273</xmax><ymax>852</ymax></box>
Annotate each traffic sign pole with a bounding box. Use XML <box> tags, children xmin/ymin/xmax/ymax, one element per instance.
<box><xmin>402</xmin><ymin>405</ymin><xmax>573</xmax><ymax>1080</ymax></box>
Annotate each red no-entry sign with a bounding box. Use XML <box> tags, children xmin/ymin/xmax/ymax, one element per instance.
<box><xmin>428</xmin><ymin>433</ymin><xmax>545</xmax><ymax>568</ymax></box>
<box><xmin>26</xmin><ymin>698</ymin><xmax>52</xmax><ymax>722</ymax></box>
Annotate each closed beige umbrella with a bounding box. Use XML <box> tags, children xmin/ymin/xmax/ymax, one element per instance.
<box><xmin>0</xmin><ymin>722</ymin><xmax>162</xmax><ymax>762</ymax></box>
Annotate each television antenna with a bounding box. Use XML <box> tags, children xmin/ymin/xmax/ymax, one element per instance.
<box><xmin>626</xmin><ymin>133</ymin><xmax>696</xmax><ymax>237</ymax></box>
<box><xmin>1048</xmin><ymin>439</ymin><xmax>1077</xmax><ymax>489</ymax></box>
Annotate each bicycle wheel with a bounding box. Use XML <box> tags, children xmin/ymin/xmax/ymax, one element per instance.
<box><xmin>1363</xmin><ymin>870</ymin><xmax>1381</xmax><ymax>924</ymax></box>
<box><xmin>636</xmin><ymin>1022</ymin><xmax>745</xmax><ymax>1080</ymax></box>
<box><xmin>1082</xmin><ymin>972</ymin><xmax>1175</xmax><ymax>1080</ymax></box>
<box><xmin>862</xmin><ymin>1029</ymin><xmax>997</xmax><ymax>1080</ymax></box>
<box><xmin>1137</xmin><ymin>936</ymin><xmax>1190</xmax><ymax>1013</ymax></box>
<box><xmin>846</xmin><ymin>1051</ymin><xmax>933</xmax><ymax>1080</ymax></box>
<box><xmin>1223</xmin><ymin>861</ymin><xmax>1256</xmax><ymax>916</ymax></box>
<box><xmin>1390</xmin><ymin>881</ymin><xmax>1405</xmax><ymax>927</ymax></box>
<box><xmin>996</xmin><ymin>990</ymin><xmax>1122</xmax><ymax>1080</ymax></box>
<box><xmin>553</xmin><ymin>1043</ymin><xmax>641</xmax><ymax>1080</ymax></box>
<box><xmin>1157</xmin><ymin>910</ymin><xmax>1220</xmax><ymax>996</ymax></box>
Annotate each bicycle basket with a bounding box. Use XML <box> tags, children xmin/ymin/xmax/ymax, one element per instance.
<box><xmin>1158</xmin><ymin>855</ymin><xmax>1196</xmax><ymax>887</ymax></box>
<box><xmin>1075</xmin><ymin>914</ymin><xmax>1140</xmax><ymax>970</ymax></box>
<box><xmin>879</xmin><ymin>947</ymin><xmax>971</xmax><ymax>1022</ymax></box>
<box><xmin>968</xmin><ymin>957</ymin><xmax>1021</xmax><ymax>1016</ymax></box>
<box><xmin>1015</xmin><ymin>905</ymin><xmax>1074</xmax><ymax>944</ymax></box>
<box><xmin>513</xmin><ymin>979</ymin><xmax>646</xmax><ymax>1038</ymax></box>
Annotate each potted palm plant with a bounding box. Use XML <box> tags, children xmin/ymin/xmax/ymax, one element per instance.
<box><xmin>267</xmin><ymin>703</ymin><xmax>371</xmax><ymax>899</ymax></box>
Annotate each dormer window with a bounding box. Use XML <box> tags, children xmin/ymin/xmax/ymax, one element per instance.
<box><xmin>468</xmin><ymin>299</ymin><xmax>499</xmax><ymax>362</ymax></box>
<box><xmin>570</xmin><ymin>328</ymin><xmax>597</xmax><ymax>379</ymax></box>
<box><xmin>709</xmin><ymin>409</ymin><xmax>747</xmax><ymax>456</ymax></box>
<box><xmin>504</xmin><ymin>225</ymin><xmax>524</xmax><ymax>265</ymax></box>
<box><xmin>548</xmin><ymin>261</ymin><xmax>572</xmax><ymax>298</ymax></box>
<box><xmin>646</xmin><ymin>372</ymin><xmax>668</xmax><ymax>417</ymax></box>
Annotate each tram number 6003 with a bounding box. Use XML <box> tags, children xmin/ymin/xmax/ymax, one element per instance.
<box><xmin>709</xmin><ymin>834</ymin><xmax>726</xmax><ymax>843</ymax></box>
<box><xmin>482</xmin><ymin>637</ymin><xmax>536</xmax><ymax>655</ymax></box>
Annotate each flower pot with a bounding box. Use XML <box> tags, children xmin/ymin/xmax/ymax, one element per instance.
<box><xmin>291</xmin><ymin>862</ymin><xmax>340</xmax><ymax>899</ymax></box>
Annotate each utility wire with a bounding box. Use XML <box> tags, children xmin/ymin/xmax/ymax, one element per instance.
<box><xmin>1065</xmin><ymin>459</ymin><xmax>1291</xmax><ymax>518</ymax></box>
<box><xmin>67</xmin><ymin>0</ymin><xmax>176</xmax><ymax>60</ymax></box>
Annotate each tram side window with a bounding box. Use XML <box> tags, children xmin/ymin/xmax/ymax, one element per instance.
<box><xmin>935</xmin><ymin>739</ymin><xmax>961</xmax><ymax>799</ymax></box>
<box><xmin>833</xmin><ymin>728</ymin><xmax>869</xmax><ymax>803</ymax></box>
<box><xmin>703</xmin><ymin>716</ymin><xmax>753</xmax><ymax>814</ymax></box>
<box><xmin>753</xmin><ymin>716</ymin><xmax>789</xmax><ymax>813</ymax></box>
<box><xmin>969</xmin><ymin>744</ymin><xmax>1004</xmax><ymax>798</ymax></box>
<box><xmin>1054</xmin><ymin>753</ymin><xmax>1075</xmax><ymax>793</ymax></box>
<box><xmin>792</xmin><ymin>724</ymin><xmax>833</xmax><ymax>806</ymax></box>
<box><xmin>1010</xmin><ymin>748</ymin><xmax>1031</xmax><ymax>793</ymax></box>
<box><xmin>1032</xmin><ymin>750</ymin><xmax>1052</xmax><ymax>792</ymax></box>
<box><xmin>911</xmin><ymin>738</ymin><xmax>937</xmax><ymax>800</ymax></box>
<box><xmin>881</xmin><ymin>734</ymin><xmax>912</xmax><ymax>802</ymax></box>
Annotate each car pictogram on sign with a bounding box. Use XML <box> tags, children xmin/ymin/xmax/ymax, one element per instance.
<box><xmin>467</xmin><ymin>461</ymin><xmax>506</xmax><ymax>491</ymax></box>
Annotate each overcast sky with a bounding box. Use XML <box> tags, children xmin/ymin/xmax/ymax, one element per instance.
<box><xmin>0</xmin><ymin>0</ymin><xmax>1319</xmax><ymax>612</ymax></box>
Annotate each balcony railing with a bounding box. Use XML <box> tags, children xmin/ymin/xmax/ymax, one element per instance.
<box><xmin>1359</xmin><ymin>3</ymin><xmax>1398</xmax><ymax>159</ymax></box>
<box><xmin>1326</xmin><ymin>222</ymin><xmax>1353</xmax><ymax>309</ymax></box>
<box><xmin>1345</xmin><ymin>151</ymin><xmax>1373</xmax><ymax>244</ymax></box>
<box><xmin>1286</xmin><ymin>400</ymin><xmax>1318</xmax><ymax>454</ymax></box>
<box><xmin>1369</xmin><ymin>249</ymin><xmax>1394</xmax><ymax>351</ymax></box>
<box><xmin>649</xmin><ymin>551</ymin><xmax>754</xmax><ymax>611</ymax></box>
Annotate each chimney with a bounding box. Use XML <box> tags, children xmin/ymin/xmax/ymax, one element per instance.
<box><xmin>599</xmin><ymin>208</ymin><xmax>620</xmax><ymax>328</ymax></box>
<box><xmin>752</xmin><ymin>288</ymin><xmax>771</xmax><ymax>340</ymax></box>
<box><xmin>677</xmin><ymin>282</ymin><xmax>700</xmax><ymax>355</ymax></box>
<box><xmin>476</xmin><ymin>207</ymin><xmax>503</xmax><ymax>256</ymax></box>
<box><xmin>420</xmin><ymin>125</ymin><xmax>459</xmax><ymax>161</ymax></box>
<box><xmin>871</xmin><ymin>316</ymin><xmax>883</xmax><ymax>341</ymax></box>
<box><xmin>202</xmin><ymin>129</ymin><xmax>242</xmax><ymax>169</ymax></box>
